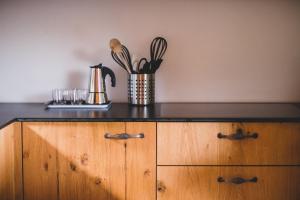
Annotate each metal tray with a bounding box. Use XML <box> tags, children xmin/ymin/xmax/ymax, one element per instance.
<box><xmin>46</xmin><ymin>101</ymin><xmax>112</xmax><ymax>110</ymax></box>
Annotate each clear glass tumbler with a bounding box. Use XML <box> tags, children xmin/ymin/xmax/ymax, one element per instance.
<box><xmin>52</xmin><ymin>89</ymin><xmax>63</xmax><ymax>104</ymax></box>
<box><xmin>62</xmin><ymin>89</ymin><xmax>73</xmax><ymax>104</ymax></box>
<box><xmin>77</xmin><ymin>89</ymin><xmax>88</xmax><ymax>104</ymax></box>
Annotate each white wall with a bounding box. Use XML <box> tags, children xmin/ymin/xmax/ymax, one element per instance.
<box><xmin>0</xmin><ymin>0</ymin><xmax>299</xmax><ymax>102</ymax></box>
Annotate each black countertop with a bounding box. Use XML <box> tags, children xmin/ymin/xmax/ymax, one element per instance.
<box><xmin>1</xmin><ymin>103</ymin><xmax>300</xmax><ymax>129</ymax></box>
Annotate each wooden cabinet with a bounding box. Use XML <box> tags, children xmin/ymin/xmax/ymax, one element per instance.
<box><xmin>23</xmin><ymin>122</ymin><xmax>156</xmax><ymax>200</ymax></box>
<box><xmin>1</xmin><ymin>121</ymin><xmax>300</xmax><ymax>200</ymax></box>
<box><xmin>157</xmin><ymin>167</ymin><xmax>300</xmax><ymax>200</ymax></box>
<box><xmin>157</xmin><ymin>122</ymin><xmax>300</xmax><ymax>200</ymax></box>
<box><xmin>0</xmin><ymin>123</ymin><xmax>22</xmax><ymax>200</ymax></box>
<box><xmin>158</xmin><ymin>122</ymin><xmax>300</xmax><ymax>165</ymax></box>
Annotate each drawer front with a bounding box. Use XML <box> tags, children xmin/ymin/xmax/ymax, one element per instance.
<box><xmin>157</xmin><ymin>167</ymin><xmax>300</xmax><ymax>200</ymax></box>
<box><xmin>158</xmin><ymin>123</ymin><xmax>300</xmax><ymax>165</ymax></box>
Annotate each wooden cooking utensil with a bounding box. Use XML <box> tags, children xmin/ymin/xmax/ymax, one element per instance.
<box><xmin>109</xmin><ymin>38</ymin><xmax>134</xmax><ymax>74</ymax></box>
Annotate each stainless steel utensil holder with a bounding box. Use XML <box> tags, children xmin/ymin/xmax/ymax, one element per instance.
<box><xmin>128</xmin><ymin>74</ymin><xmax>155</xmax><ymax>105</ymax></box>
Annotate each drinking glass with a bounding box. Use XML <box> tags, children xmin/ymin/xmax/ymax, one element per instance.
<box><xmin>77</xmin><ymin>89</ymin><xmax>88</xmax><ymax>104</ymax></box>
<box><xmin>62</xmin><ymin>89</ymin><xmax>73</xmax><ymax>104</ymax></box>
<box><xmin>52</xmin><ymin>89</ymin><xmax>63</xmax><ymax>104</ymax></box>
<box><xmin>52</xmin><ymin>89</ymin><xmax>88</xmax><ymax>105</ymax></box>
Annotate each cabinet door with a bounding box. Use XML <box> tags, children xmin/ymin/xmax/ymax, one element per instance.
<box><xmin>0</xmin><ymin>123</ymin><xmax>22</xmax><ymax>200</ymax></box>
<box><xmin>126</xmin><ymin>122</ymin><xmax>156</xmax><ymax>200</ymax></box>
<box><xmin>157</xmin><ymin>166</ymin><xmax>300</xmax><ymax>200</ymax></box>
<box><xmin>23</xmin><ymin>122</ymin><xmax>126</xmax><ymax>200</ymax></box>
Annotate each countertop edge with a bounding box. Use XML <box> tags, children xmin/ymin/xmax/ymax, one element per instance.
<box><xmin>3</xmin><ymin>117</ymin><xmax>300</xmax><ymax>130</ymax></box>
<box><xmin>14</xmin><ymin>117</ymin><xmax>300</xmax><ymax>123</ymax></box>
<box><xmin>2</xmin><ymin>103</ymin><xmax>300</xmax><ymax>130</ymax></box>
<box><xmin>0</xmin><ymin>118</ymin><xmax>18</xmax><ymax>130</ymax></box>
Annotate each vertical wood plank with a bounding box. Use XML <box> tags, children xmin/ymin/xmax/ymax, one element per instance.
<box><xmin>0</xmin><ymin>122</ymin><xmax>23</xmax><ymax>200</ymax></box>
<box><xmin>56</xmin><ymin>122</ymin><xmax>126</xmax><ymax>200</ymax></box>
<box><xmin>126</xmin><ymin>122</ymin><xmax>156</xmax><ymax>200</ymax></box>
<box><xmin>23</xmin><ymin>122</ymin><xmax>58</xmax><ymax>200</ymax></box>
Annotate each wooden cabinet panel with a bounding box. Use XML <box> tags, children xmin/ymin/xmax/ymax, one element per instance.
<box><xmin>157</xmin><ymin>166</ymin><xmax>300</xmax><ymax>200</ymax></box>
<box><xmin>158</xmin><ymin>122</ymin><xmax>300</xmax><ymax>165</ymax></box>
<box><xmin>23</xmin><ymin>122</ymin><xmax>59</xmax><ymax>200</ymax></box>
<box><xmin>23</xmin><ymin>122</ymin><xmax>126</xmax><ymax>200</ymax></box>
<box><xmin>126</xmin><ymin>122</ymin><xmax>156</xmax><ymax>200</ymax></box>
<box><xmin>56</xmin><ymin>122</ymin><xmax>126</xmax><ymax>200</ymax></box>
<box><xmin>0</xmin><ymin>123</ymin><xmax>22</xmax><ymax>200</ymax></box>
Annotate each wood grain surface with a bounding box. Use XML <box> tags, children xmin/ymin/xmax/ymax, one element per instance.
<box><xmin>23</xmin><ymin>122</ymin><xmax>126</xmax><ymax>200</ymax></box>
<box><xmin>126</xmin><ymin>122</ymin><xmax>156</xmax><ymax>200</ymax></box>
<box><xmin>157</xmin><ymin>166</ymin><xmax>300</xmax><ymax>200</ymax></box>
<box><xmin>158</xmin><ymin>122</ymin><xmax>300</xmax><ymax>165</ymax></box>
<box><xmin>0</xmin><ymin>122</ymin><xmax>22</xmax><ymax>200</ymax></box>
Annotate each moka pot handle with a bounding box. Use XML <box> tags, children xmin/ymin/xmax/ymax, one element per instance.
<box><xmin>102</xmin><ymin>66</ymin><xmax>116</xmax><ymax>87</ymax></box>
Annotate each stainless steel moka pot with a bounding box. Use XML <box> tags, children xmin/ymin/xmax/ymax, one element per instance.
<box><xmin>87</xmin><ymin>64</ymin><xmax>116</xmax><ymax>104</ymax></box>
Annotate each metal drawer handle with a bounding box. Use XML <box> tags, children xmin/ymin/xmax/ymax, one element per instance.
<box><xmin>104</xmin><ymin>133</ymin><xmax>144</xmax><ymax>140</ymax></box>
<box><xmin>217</xmin><ymin>128</ymin><xmax>258</xmax><ymax>140</ymax></box>
<box><xmin>217</xmin><ymin>176</ymin><xmax>258</xmax><ymax>184</ymax></box>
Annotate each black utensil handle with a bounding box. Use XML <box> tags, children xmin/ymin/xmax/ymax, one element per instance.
<box><xmin>217</xmin><ymin>177</ymin><xmax>258</xmax><ymax>184</ymax></box>
<box><xmin>137</xmin><ymin>58</ymin><xmax>149</xmax><ymax>73</ymax></box>
<box><xmin>217</xmin><ymin>128</ymin><xmax>258</xmax><ymax>140</ymax></box>
<box><xmin>143</xmin><ymin>61</ymin><xmax>152</xmax><ymax>74</ymax></box>
<box><xmin>152</xmin><ymin>59</ymin><xmax>163</xmax><ymax>73</ymax></box>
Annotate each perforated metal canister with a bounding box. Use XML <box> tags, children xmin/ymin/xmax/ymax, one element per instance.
<box><xmin>128</xmin><ymin>74</ymin><xmax>155</xmax><ymax>105</ymax></box>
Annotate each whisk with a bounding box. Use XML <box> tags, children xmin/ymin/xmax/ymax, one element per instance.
<box><xmin>135</xmin><ymin>37</ymin><xmax>167</xmax><ymax>74</ymax></box>
<box><xmin>110</xmin><ymin>39</ymin><xmax>134</xmax><ymax>74</ymax></box>
<box><xmin>149</xmin><ymin>37</ymin><xmax>167</xmax><ymax>73</ymax></box>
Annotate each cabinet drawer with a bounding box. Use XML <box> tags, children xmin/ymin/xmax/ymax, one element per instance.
<box><xmin>157</xmin><ymin>166</ymin><xmax>300</xmax><ymax>200</ymax></box>
<box><xmin>157</xmin><ymin>123</ymin><xmax>300</xmax><ymax>165</ymax></box>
